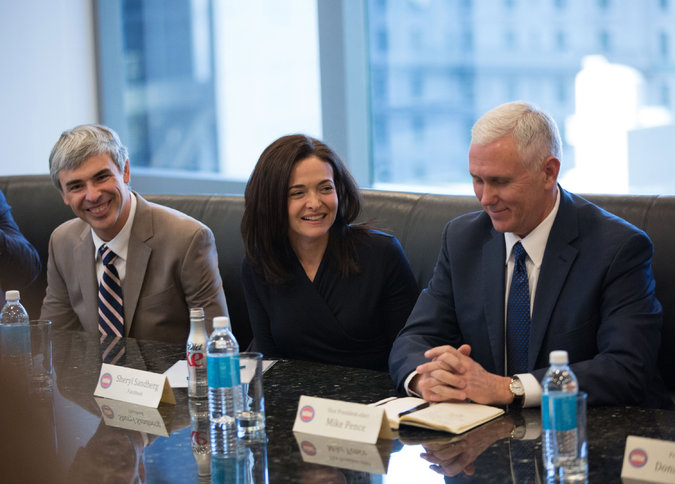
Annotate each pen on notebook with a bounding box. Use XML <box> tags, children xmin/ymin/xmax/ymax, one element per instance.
<box><xmin>370</xmin><ymin>396</ymin><xmax>398</xmax><ymax>407</ymax></box>
<box><xmin>398</xmin><ymin>401</ymin><xmax>430</xmax><ymax>417</ymax></box>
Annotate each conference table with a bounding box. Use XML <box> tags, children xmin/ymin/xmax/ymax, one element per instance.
<box><xmin>4</xmin><ymin>330</ymin><xmax>674</xmax><ymax>483</ymax></box>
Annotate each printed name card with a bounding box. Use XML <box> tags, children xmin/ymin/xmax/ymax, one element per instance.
<box><xmin>293</xmin><ymin>431</ymin><xmax>393</xmax><ymax>474</ymax></box>
<box><xmin>621</xmin><ymin>435</ymin><xmax>675</xmax><ymax>484</ymax></box>
<box><xmin>94</xmin><ymin>396</ymin><xmax>170</xmax><ymax>436</ymax></box>
<box><xmin>94</xmin><ymin>363</ymin><xmax>176</xmax><ymax>408</ymax></box>
<box><xmin>292</xmin><ymin>395</ymin><xmax>396</xmax><ymax>444</ymax></box>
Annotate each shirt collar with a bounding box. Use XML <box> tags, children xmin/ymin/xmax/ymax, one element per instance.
<box><xmin>92</xmin><ymin>192</ymin><xmax>137</xmax><ymax>261</ymax></box>
<box><xmin>504</xmin><ymin>186</ymin><xmax>560</xmax><ymax>267</ymax></box>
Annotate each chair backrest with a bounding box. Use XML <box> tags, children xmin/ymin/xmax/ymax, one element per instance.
<box><xmin>1</xmin><ymin>175</ymin><xmax>673</xmax><ymax>390</ymax></box>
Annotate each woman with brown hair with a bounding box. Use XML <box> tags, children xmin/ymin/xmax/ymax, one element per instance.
<box><xmin>241</xmin><ymin>134</ymin><xmax>418</xmax><ymax>371</ymax></box>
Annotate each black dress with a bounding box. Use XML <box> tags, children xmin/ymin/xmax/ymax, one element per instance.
<box><xmin>241</xmin><ymin>230</ymin><xmax>419</xmax><ymax>371</ymax></box>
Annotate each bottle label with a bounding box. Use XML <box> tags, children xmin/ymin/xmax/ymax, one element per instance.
<box><xmin>542</xmin><ymin>394</ymin><xmax>551</xmax><ymax>430</ymax></box>
<box><xmin>187</xmin><ymin>351</ymin><xmax>205</xmax><ymax>368</ymax></box>
<box><xmin>207</xmin><ymin>354</ymin><xmax>241</xmax><ymax>388</ymax></box>
<box><xmin>0</xmin><ymin>324</ymin><xmax>32</xmax><ymax>355</ymax></box>
<box><xmin>187</xmin><ymin>343</ymin><xmax>205</xmax><ymax>368</ymax></box>
<box><xmin>543</xmin><ymin>393</ymin><xmax>577</xmax><ymax>431</ymax></box>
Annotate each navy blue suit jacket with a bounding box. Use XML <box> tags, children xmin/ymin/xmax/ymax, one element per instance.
<box><xmin>0</xmin><ymin>189</ymin><xmax>41</xmax><ymax>298</ymax></box>
<box><xmin>389</xmin><ymin>187</ymin><xmax>670</xmax><ymax>407</ymax></box>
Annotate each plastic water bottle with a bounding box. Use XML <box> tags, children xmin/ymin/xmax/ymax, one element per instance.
<box><xmin>541</xmin><ymin>350</ymin><xmax>578</xmax><ymax>480</ymax></box>
<box><xmin>207</xmin><ymin>316</ymin><xmax>243</xmax><ymax>454</ymax></box>
<box><xmin>187</xmin><ymin>307</ymin><xmax>208</xmax><ymax>398</ymax></box>
<box><xmin>0</xmin><ymin>290</ymin><xmax>30</xmax><ymax>325</ymax></box>
<box><xmin>0</xmin><ymin>290</ymin><xmax>32</xmax><ymax>375</ymax></box>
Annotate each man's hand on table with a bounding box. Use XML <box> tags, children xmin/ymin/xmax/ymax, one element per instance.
<box><xmin>412</xmin><ymin>344</ymin><xmax>514</xmax><ymax>405</ymax></box>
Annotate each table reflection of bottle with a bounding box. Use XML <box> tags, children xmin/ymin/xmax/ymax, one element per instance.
<box><xmin>242</xmin><ymin>438</ymin><xmax>268</xmax><ymax>484</ymax></box>
<box><xmin>189</xmin><ymin>398</ymin><xmax>211</xmax><ymax>481</ymax></box>
<box><xmin>209</xmin><ymin>435</ymin><xmax>269</xmax><ymax>484</ymax></box>
<box><xmin>210</xmin><ymin>443</ymin><xmax>246</xmax><ymax>484</ymax></box>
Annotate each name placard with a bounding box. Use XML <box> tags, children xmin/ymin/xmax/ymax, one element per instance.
<box><xmin>292</xmin><ymin>395</ymin><xmax>395</xmax><ymax>444</ymax></box>
<box><xmin>621</xmin><ymin>435</ymin><xmax>675</xmax><ymax>484</ymax></box>
<box><xmin>94</xmin><ymin>396</ymin><xmax>170</xmax><ymax>436</ymax></box>
<box><xmin>293</xmin><ymin>431</ymin><xmax>393</xmax><ymax>474</ymax></box>
<box><xmin>94</xmin><ymin>363</ymin><xmax>175</xmax><ymax>408</ymax></box>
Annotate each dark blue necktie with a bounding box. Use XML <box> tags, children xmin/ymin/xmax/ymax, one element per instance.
<box><xmin>507</xmin><ymin>242</ymin><xmax>530</xmax><ymax>375</ymax></box>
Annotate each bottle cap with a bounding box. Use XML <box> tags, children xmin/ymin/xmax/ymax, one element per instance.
<box><xmin>5</xmin><ymin>290</ymin><xmax>20</xmax><ymax>302</ymax></box>
<box><xmin>190</xmin><ymin>307</ymin><xmax>205</xmax><ymax>319</ymax></box>
<box><xmin>549</xmin><ymin>350</ymin><xmax>569</xmax><ymax>365</ymax></box>
<box><xmin>213</xmin><ymin>316</ymin><xmax>230</xmax><ymax>329</ymax></box>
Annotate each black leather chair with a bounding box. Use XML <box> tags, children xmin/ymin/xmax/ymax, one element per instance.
<box><xmin>1</xmin><ymin>174</ymin><xmax>673</xmax><ymax>393</ymax></box>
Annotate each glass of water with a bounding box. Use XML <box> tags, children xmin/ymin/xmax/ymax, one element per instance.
<box><xmin>237</xmin><ymin>352</ymin><xmax>266</xmax><ymax>441</ymax></box>
<box><xmin>550</xmin><ymin>391</ymin><xmax>588</xmax><ymax>482</ymax></box>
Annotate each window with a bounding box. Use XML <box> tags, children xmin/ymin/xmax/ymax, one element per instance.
<box><xmin>410</xmin><ymin>71</ymin><xmax>424</xmax><ymax>98</ymax></box>
<box><xmin>366</xmin><ymin>0</ymin><xmax>675</xmax><ymax>194</ymax></box>
<box><xmin>96</xmin><ymin>0</ymin><xmax>675</xmax><ymax>196</ymax></box>
<box><xmin>599</xmin><ymin>30</ymin><xmax>611</xmax><ymax>52</ymax></box>
<box><xmin>97</xmin><ymin>0</ymin><xmax>321</xmax><ymax>184</ymax></box>
<box><xmin>555</xmin><ymin>31</ymin><xmax>567</xmax><ymax>51</ymax></box>
<box><xmin>660</xmin><ymin>32</ymin><xmax>669</xmax><ymax>61</ymax></box>
<box><xmin>661</xmin><ymin>83</ymin><xmax>670</xmax><ymax>106</ymax></box>
<box><xmin>411</xmin><ymin>115</ymin><xmax>426</xmax><ymax>143</ymax></box>
<box><xmin>556</xmin><ymin>77</ymin><xmax>568</xmax><ymax>104</ymax></box>
<box><xmin>376</xmin><ymin>29</ymin><xmax>389</xmax><ymax>52</ymax></box>
<box><xmin>410</xmin><ymin>29</ymin><xmax>423</xmax><ymax>51</ymax></box>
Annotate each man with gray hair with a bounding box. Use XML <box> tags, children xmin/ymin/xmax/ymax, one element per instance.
<box><xmin>389</xmin><ymin>101</ymin><xmax>670</xmax><ymax>408</ymax></box>
<box><xmin>41</xmin><ymin>124</ymin><xmax>228</xmax><ymax>344</ymax></box>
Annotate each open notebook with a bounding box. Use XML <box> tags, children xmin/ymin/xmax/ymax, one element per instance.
<box><xmin>376</xmin><ymin>396</ymin><xmax>504</xmax><ymax>434</ymax></box>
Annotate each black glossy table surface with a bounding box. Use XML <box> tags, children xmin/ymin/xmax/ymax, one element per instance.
<box><xmin>2</xmin><ymin>330</ymin><xmax>673</xmax><ymax>483</ymax></box>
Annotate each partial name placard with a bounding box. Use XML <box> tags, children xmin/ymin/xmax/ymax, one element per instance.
<box><xmin>293</xmin><ymin>431</ymin><xmax>393</xmax><ymax>474</ymax></box>
<box><xmin>94</xmin><ymin>363</ymin><xmax>175</xmax><ymax>408</ymax></box>
<box><xmin>621</xmin><ymin>435</ymin><xmax>675</xmax><ymax>484</ymax></box>
<box><xmin>94</xmin><ymin>396</ymin><xmax>170</xmax><ymax>436</ymax></box>
<box><xmin>292</xmin><ymin>395</ymin><xmax>395</xmax><ymax>444</ymax></box>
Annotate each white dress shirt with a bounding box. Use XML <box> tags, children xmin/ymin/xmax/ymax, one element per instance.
<box><xmin>504</xmin><ymin>187</ymin><xmax>560</xmax><ymax>407</ymax></box>
<box><xmin>92</xmin><ymin>192</ymin><xmax>138</xmax><ymax>285</ymax></box>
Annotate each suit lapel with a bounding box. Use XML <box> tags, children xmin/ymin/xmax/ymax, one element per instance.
<box><xmin>529</xmin><ymin>188</ymin><xmax>579</xmax><ymax>369</ymax></box>
<box><xmin>123</xmin><ymin>194</ymin><xmax>153</xmax><ymax>335</ymax></box>
<box><xmin>482</xmin><ymin>229</ymin><xmax>507</xmax><ymax>375</ymax></box>
<box><xmin>75</xmin><ymin>226</ymin><xmax>98</xmax><ymax>333</ymax></box>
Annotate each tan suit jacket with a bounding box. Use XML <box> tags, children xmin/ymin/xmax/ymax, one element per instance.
<box><xmin>40</xmin><ymin>193</ymin><xmax>228</xmax><ymax>344</ymax></box>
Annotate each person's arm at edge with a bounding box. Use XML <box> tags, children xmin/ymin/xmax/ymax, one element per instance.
<box><xmin>241</xmin><ymin>258</ymin><xmax>282</xmax><ymax>357</ymax></box>
<box><xmin>180</xmin><ymin>225</ymin><xmax>228</xmax><ymax>335</ymax></box>
<box><xmin>40</xmin><ymin>232</ymin><xmax>82</xmax><ymax>330</ymax></box>
<box><xmin>388</xmin><ymin>222</ymin><xmax>464</xmax><ymax>394</ymax></box>
<box><xmin>531</xmin><ymin>231</ymin><xmax>664</xmax><ymax>407</ymax></box>
<box><xmin>379</xmin><ymin>234</ymin><xmax>420</xmax><ymax>347</ymax></box>
<box><xmin>0</xmin><ymin>192</ymin><xmax>41</xmax><ymax>289</ymax></box>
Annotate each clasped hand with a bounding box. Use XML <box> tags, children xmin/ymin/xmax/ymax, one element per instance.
<box><xmin>413</xmin><ymin>344</ymin><xmax>512</xmax><ymax>405</ymax></box>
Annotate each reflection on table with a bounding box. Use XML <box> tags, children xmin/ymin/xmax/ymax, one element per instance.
<box><xmin>1</xmin><ymin>330</ymin><xmax>673</xmax><ymax>483</ymax></box>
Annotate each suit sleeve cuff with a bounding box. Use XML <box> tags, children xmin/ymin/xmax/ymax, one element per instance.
<box><xmin>517</xmin><ymin>372</ymin><xmax>542</xmax><ymax>408</ymax></box>
<box><xmin>404</xmin><ymin>371</ymin><xmax>422</xmax><ymax>397</ymax></box>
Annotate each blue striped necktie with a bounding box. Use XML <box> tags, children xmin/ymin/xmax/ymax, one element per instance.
<box><xmin>507</xmin><ymin>241</ymin><xmax>530</xmax><ymax>375</ymax></box>
<box><xmin>100</xmin><ymin>334</ymin><xmax>127</xmax><ymax>365</ymax></box>
<box><xmin>98</xmin><ymin>245</ymin><xmax>124</xmax><ymax>337</ymax></box>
